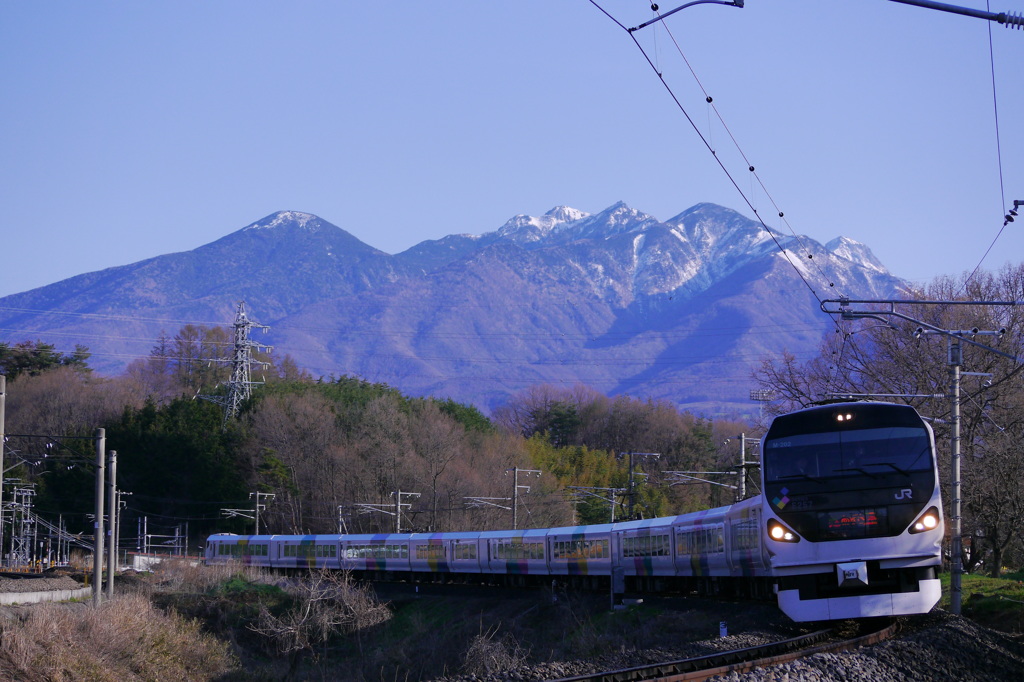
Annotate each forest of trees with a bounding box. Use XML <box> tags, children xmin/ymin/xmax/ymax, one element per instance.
<box><xmin>3</xmin><ymin>263</ymin><xmax>1024</xmax><ymax>576</ymax></box>
<box><xmin>1</xmin><ymin>328</ymin><xmax>751</xmax><ymax>556</ymax></box>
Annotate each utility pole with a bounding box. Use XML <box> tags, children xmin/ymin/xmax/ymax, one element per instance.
<box><xmin>916</xmin><ymin>327</ymin><xmax>1005</xmax><ymax>616</ymax></box>
<box><xmin>393</xmin><ymin>491</ymin><xmax>419</xmax><ymax>533</ymax></box>
<box><xmin>822</xmin><ymin>296</ymin><xmax>1022</xmax><ymax>616</ymax></box>
<box><xmin>566</xmin><ymin>486</ymin><xmax>625</xmax><ymax>523</ymax></box>
<box><xmin>93</xmin><ymin>428</ymin><xmax>105</xmax><ymax>607</ymax></box>
<box><xmin>337</xmin><ymin>506</ymin><xmax>351</xmax><ymax>534</ymax></box>
<box><xmin>506</xmin><ymin>467</ymin><xmax>541</xmax><ymax>530</ymax></box>
<box><xmin>353</xmin><ymin>491</ymin><xmax>420</xmax><ymax>533</ymax></box>
<box><xmin>117</xmin><ymin>491</ymin><xmax>131</xmax><ymax>568</ymax></box>
<box><xmin>949</xmin><ymin>335</ymin><xmax>963</xmax><ymax>616</ymax></box>
<box><xmin>0</xmin><ymin>375</ymin><xmax>5</xmax><ymax>569</ymax></box>
<box><xmin>106</xmin><ymin>450</ymin><xmax>117</xmax><ymax>600</ymax></box>
<box><xmin>731</xmin><ymin>435</ymin><xmax>761</xmax><ymax>502</ymax></box>
<box><xmin>738</xmin><ymin>435</ymin><xmax>747</xmax><ymax>501</ymax></box>
<box><xmin>664</xmin><ymin>439</ymin><xmax>758</xmax><ymax>499</ymax></box>
<box><xmin>622</xmin><ymin>452</ymin><xmax>660</xmax><ymax>520</ymax></box>
<box><xmin>250</xmin><ymin>491</ymin><xmax>275</xmax><ymax>535</ymax></box>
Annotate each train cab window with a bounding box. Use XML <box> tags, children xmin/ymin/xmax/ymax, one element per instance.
<box><xmin>766</xmin><ymin>429</ymin><xmax>933</xmax><ymax>482</ymax></box>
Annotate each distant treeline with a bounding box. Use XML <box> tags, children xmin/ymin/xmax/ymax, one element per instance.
<box><xmin>2</xmin><ymin>331</ymin><xmax>751</xmax><ymax>550</ymax></box>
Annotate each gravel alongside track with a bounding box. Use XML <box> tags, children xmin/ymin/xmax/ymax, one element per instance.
<box><xmin>0</xmin><ymin>575</ymin><xmax>81</xmax><ymax>593</ymax></box>
<box><xmin>708</xmin><ymin>611</ymin><xmax>1024</xmax><ymax>682</ymax></box>
<box><xmin>434</xmin><ymin>610</ymin><xmax>1024</xmax><ymax>682</ymax></box>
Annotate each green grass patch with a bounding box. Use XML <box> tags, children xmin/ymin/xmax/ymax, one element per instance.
<box><xmin>939</xmin><ymin>570</ymin><xmax>1024</xmax><ymax>633</ymax></box>
<box><xmin>214</xmin><ymin>574</ymin><xmax>286</xmax><ymax>600</ymax></box>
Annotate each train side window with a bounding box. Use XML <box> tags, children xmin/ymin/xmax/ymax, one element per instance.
<box><xmin>494</xmin><ymin>540</ymin><xmax>542</xmax><ymax>561</ymax></box>
<box><xmin>623</xmin><ymin>535</ymin><xmax>668</xmax><ymax>558</ymax></box>
<box><xmin>453</xmin><ymin>543</ymin><xmax>477</xmax><ymax>560</ymax></box>
<box><xmin>415</xmin><ymin>544</ymin><xmax>445</xmax><ymax>560</ymax></box>
<box><xmin>732</xmin><ymin>521</ymin><xmax>758</xmax><ymax>551</ymax></box>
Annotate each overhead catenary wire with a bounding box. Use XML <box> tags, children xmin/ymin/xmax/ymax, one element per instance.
<box><xmin>958</xmin><ymin>0</ymin><xmax>1015</xmax><ymax>293</ymax></box>
<box><xmin>648</xmin><ymin>11</ymin><xmax>843</xmax><ymax>295</ymax></box>
<box><xmin>590</xmin><ymin>0</ymin><xmax>860</xmax><ymax>402</ymax></box>
<box><xmin>594</xmin><ymin>1</ymin><xmax>1024</xmax><ymax>403</ymax></box>
<box><xmin>588</xmin><ymin>1</ymin><xmax>846</xmax><ymax>323</ymax></box>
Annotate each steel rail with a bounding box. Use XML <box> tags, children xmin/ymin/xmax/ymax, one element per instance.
<box><xmin>550</xmin><ymin>619</ymin><xmax>897</xmax><ymax>682</ymax></box>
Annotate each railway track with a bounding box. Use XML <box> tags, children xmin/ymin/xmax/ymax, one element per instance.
<box><xmin>550</xmin><ymin>619</ymin><xmax>897</xmax><ymax>682</ymax></box>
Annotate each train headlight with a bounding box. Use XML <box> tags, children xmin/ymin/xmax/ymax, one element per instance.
<box><xmin>767</xmin><ymin>519</ymin><xmax>800</xmax><ymax>543</ymax></box>
<box><xmin>909</xmin><ymin>507</ymin><xmax>941</xmax><ymax>534</ymax></box>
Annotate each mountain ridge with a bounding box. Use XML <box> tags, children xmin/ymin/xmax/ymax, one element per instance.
<box><xmin>0</xmin><ymin>202</ymin><xmax>905</xmax><ymax>417</ymax></box>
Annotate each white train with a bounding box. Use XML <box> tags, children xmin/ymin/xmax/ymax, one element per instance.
<box><xmin>206</xmin><ymin>402</ymin><xmax>944</xmax><ymax>622</ymax></box>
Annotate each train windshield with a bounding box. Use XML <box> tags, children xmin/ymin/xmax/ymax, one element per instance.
<box><xmin>764</xmin><ymin>425</ymin><xmax>932</xmax><ymax>484</ymax></box>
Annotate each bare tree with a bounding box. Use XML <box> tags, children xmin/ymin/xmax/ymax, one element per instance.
<box><xmin>753</xmin><ymin>263</ymin><xmax>1024</xmax><ymax>574</ymax></box>
<box><xmin>410</xmin><ymin>402</ymin><xmax>463</xmax><ymax>531</ymax></box>
<box><xmin>249</xmin><ymin>569</ymin><xmax>390</xmax><ymax>679</ymax></box>
<box><xmin>245</xmin><ymin>392</ymin><xmax>346</xmax><ymax>533</ymax></box>
<box><xmin>7</xmin><ymin>366</ymin><xmax>133</xmax><ymax>437</ymax></box>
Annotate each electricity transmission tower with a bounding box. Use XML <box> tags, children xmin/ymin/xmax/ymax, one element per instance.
<box><xmin>201</xmin><ymin>301</ymin><xmax>272</xmax><ymax>424</ymax></box>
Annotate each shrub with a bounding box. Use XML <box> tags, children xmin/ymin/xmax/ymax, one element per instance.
<box><xmin>462</xmin><ymin>627</ymin><xmax>530</xmax><ymax>676</ymax></box>
<box><xmin>0</xmin><ymin>594</ymin><xmax>236</xmax><ymax>681</ymax></box>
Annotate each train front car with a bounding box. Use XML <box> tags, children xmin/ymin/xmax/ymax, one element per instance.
<box><xmin>761</xmin><ymin>402</ymin><xmax>943</xmax><ymax>621</ymax></box>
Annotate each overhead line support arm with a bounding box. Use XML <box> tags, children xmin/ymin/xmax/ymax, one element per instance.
<box><xmin>628</xmin><ymin>0</ymin><xmax>744</xmax><ymax>33</ymax></box>
<box><xmin>888</xmin><ymin>0</ymin><xmax>1023</xmax><ymax>28</ymax></box>
<box><xmin>821</xmin><ymin>297</ymin><xmax>1023</xmax><ymax>363</ymax></box>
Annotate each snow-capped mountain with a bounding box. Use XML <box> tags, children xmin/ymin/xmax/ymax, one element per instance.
<box><xmin>0</xmin><ymin>203</ymin><xmax>905</xmax><ymax>417</ymax></box>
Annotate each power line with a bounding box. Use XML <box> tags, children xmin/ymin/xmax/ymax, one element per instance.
<box><xmin>589</xmin><ymin>0</ymin><xmax>838</xmax><ymax>311</ymax></box>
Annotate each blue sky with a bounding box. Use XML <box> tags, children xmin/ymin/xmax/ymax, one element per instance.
<box><xmin>2</xmin><ymin>1</ymin><xmax>1022</xmax><ymax>299</ymax></box>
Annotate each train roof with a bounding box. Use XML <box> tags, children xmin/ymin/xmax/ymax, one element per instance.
<box><xmin>545</xmin><ymin>522</ymin><xmax>615</xmax><ymax>536</ymax></box>
<box><xmin>478</xmin><ymin>528</ymin><xmax>551</xmax><ymax>540</ymax></box>
<box><xmin>612</xmin><ymin>515</ymin><xmax>688</xmax><ymax>531</ymax></box>
<box><xmin>767</xmin><ymin>401</ymin><xmax>926</xmax><ymax>438</ymax></box>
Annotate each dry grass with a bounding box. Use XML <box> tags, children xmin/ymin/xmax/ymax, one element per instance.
<box><xmin>0</xmin><ymin>593</ymin><xmax>237</xmax><ymax>681</ymax></box>
<box><xmin>461</xmin><ymin>627</ymin><xmax>530</xmax><ymax>676</ymax></box>
<box><xmin>146</xmin><ymin>558</ymin><xmax>275</xmax><ymax>594</ymax></box>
